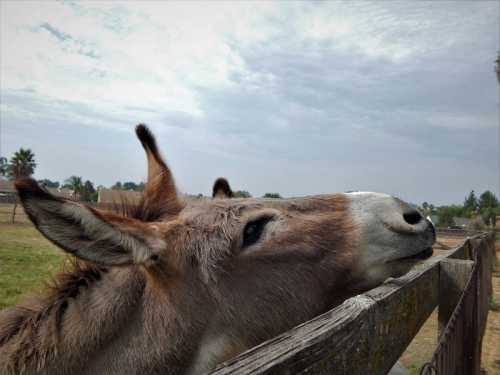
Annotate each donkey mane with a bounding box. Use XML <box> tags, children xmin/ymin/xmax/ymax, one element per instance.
<box><xmin>0</xmin><ymin>173</ymin><xmax>179</xmax><ymax>372</ymax></box>
<box><xmin>0</xmin><ymin>191</ymin><xmax>159</xmax><ymax>339</ymax></box>
<box><xmin>107</xmin><ymin>195</ymin><xmax>171</xmax><ymax>222</ymax></box>
<box><xmin>0</xmin><ymin>260</ymin><xmax>108</xmax><ymax>371</ymax></box>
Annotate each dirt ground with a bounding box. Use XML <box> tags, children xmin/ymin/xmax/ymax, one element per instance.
<box><xmin>400</xmin><ymin>236</ymin><xmax>500</xmax><ymax>375</ymax></box>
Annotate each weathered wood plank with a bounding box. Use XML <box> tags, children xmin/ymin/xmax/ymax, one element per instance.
<box><xmin>437</xmin><ymin>258</ymin><xmax>474</xmax><ymax>339</ymax></box>
<box><xmin>435</xmin><ymin>229</ymin><xmax>481</xmax><ymax>238</ymax></box>
<box><xmin>210</xmin><ymin>295</ymin><xmax>374</xmax><ymax>374</ymax></box>
<box><xmin>447</xmin><ymin>239</ymin><xmax>470</xmax><ymax>260</ymax></box>
<box><xmin>349</xmin><ymin>262</ymin><xmax>440</xmax><ymax>375</ymax></box>
<box><xmin>436</xmin><ymin>228</ymin><xmax>468</xmax><ymax>237</ymax></box>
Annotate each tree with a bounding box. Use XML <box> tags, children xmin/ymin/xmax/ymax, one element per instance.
<box><xmin>8</xmin><ymin>148</ymin><xmax>36</xmax><ymax>179</ymax></box>
<box><xmin>123</xmin><ymin>181</ymin><xmax>138</xmax><ymax>191</ymax></box>
<box><xmin>422</xmin><ymin>201</ymin><xmax>429</xmax><ymax>213</ymax></box>
<box><xmin>421</xmin><ymin>201</ymin><xmax>436</xmax><ymax>216</ymax></box>
<box><xmin>436</xmin><ymin>206</ymin><xmax>455</xmax><ymax>228</ymax></box>
<box><xmin>79</xmin><ymin>180</ymin><xmax>97</xmax><ymax>202</ymax></box>
<box><xmin>435</xmin><ymin>204</ymin><xmax>467</xmax><ymax>228</ymax></box>
<box><xmin>481</xmin><ymin>207</ymin><xmax>498</xmax><ymax>227</ymax></box>
<box><xmin>0</xmin><ymin>156</ymin><xmax>8</xmax><ymax>179</ymax></box>
<box><xmin>263</xmin><ymin>193</ymin><xmax>282</xmax><ymax>198</ymax></box>
<box><xmin>478</xmin><ymin>190</ymin><xmax>498</xmax><ymax>210</ymax></box>
<box><xmin>64</xmin><ymin>176</ymin><xmax>84</xmax><ymax>199</ymax></box>
<box><xmin>233</xmin><ymin>190</ymin><xmax>252</xmax><ymax>198</ymax></box>
<box><xmin>475</xmin><ymin>191</ymin><xmax>498</xmax><ymax>227</ymax></box>
<box><xmin>6</xmin><ymin>149</ymin><xmax>36</xmax><ymax>223</ymax></box>
<box><xmin>38</xmin><ymin>179</ymin><xmax>60</xmax><ymax>188</ymax></box>
<box><xmin>463</xmin><ymin>190</ymin><xmax>478</xmax><ymax>214</ymax></box>
<box><xmin>118</xmin><ymin>181</ymin><xmax>145</xmax><ymax>191</ymax></box>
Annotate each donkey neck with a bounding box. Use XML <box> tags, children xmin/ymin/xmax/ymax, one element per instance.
<box><xmin>0</xmin><ymin>264</ymin><xmax>211</xmax><ymax>375</ymax></box>
<box><xmin>84</xmin><ymin>271</ymin><xmax>212</xmax><ymax>375</ymax></box>
<box><xmin>0</xmin><ymin>265</ymin><xmax>146</xmax><ymax>374</ymax></box>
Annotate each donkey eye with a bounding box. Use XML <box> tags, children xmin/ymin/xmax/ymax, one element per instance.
<box><xmin>242</xmin><ymin>216</ymin><xmax>272</xmax><ymax>248</ymax></box>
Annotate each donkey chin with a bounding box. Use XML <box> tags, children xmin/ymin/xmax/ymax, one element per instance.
<box><xmin>347</xmin><ymin>191</ymin><xmax>436</xmax><ymax>290</ymax></box>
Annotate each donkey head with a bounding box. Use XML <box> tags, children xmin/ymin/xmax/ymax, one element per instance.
<box><xmin>15</xmin><ymin>124</ymin><xmax>435</xmax><ymax>373</ymax></box>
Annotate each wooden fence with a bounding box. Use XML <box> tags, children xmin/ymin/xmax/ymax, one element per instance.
<box><xmin>210</xmin><ymin>233</ymin><xmax>496</xmax><ymax>375</ymax></box>
<box><xmin>434</xmin><ymin>228</ymin><xmax>473</xmax><ymax>238</ymax></box>
<box><xmin>0</xmin><ymin>202</ymin><xmax>129</xmax><ymax>224</ymax></box>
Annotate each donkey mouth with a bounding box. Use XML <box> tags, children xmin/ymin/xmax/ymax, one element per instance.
<box><xmin>389</xmin><ymin>247</ymin><xmax>434</xmax><ymax>263</ymax></box>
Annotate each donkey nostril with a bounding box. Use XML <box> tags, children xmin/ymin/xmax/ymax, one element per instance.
<box><xmin>403</xmin><ymin>210</ymin><xmax>422</xmax><ymax>225</ymax></box>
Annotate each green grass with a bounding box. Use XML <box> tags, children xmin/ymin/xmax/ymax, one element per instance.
<box><xmin>0</xmin><ymin>223</ymin><xmax>63</xmax><ymax>309</ymax></box>
<box><xmin>406</xmin><ymin>362</ymin><xmax>427</xmax><ymax>375</ymax></box>
<box><xmin>491</xmin><ymin>297</ymin><xmax>500</xmax><ymax>312</ymax></box>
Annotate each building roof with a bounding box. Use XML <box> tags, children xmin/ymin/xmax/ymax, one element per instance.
<box><xmin>452</xmin><ymin>217</ymin><xmax>471</xmax><ymax>227</ymax></box>
<box><xmin>47</xmin><ymin>187</ymin><xmax>79</xmax><ymax>200</ymax></box>
<box><xmin>0</xmin><ymin>180</ymin><xmax>79</xmax><ymax>200</ymax></box>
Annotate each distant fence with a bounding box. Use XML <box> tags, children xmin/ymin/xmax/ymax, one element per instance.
<box><xmin>210</xmin><ymin>233</ymin><xmax>496</xmax><ymax>375</ymax></box>
<box><xmin>0</xmin><ymin>201</ymin><xmax>135</xmax><ymax>224</ymax></box>
<box><xmin>0</xmin><ymin>202</ymin><xmax>29</xmax><ymax>224</ymax></box>
<box><xmin>435</xmin><ymin>228</ymin><xmax>472</xmax><ymax>237</ymax></box>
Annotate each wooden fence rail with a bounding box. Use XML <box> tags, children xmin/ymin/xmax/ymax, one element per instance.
<box><xmin>211</xmin><ymin>233</ymin><xmax>496</xmax><ymax>375</ymax></box>
<box><xmin>435</xmin><ymin>228</ymin><xmax>475</xmax><ymax>238</ymax></box>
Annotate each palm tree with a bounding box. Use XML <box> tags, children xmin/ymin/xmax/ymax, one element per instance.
<box><xmin>9</xmin><ymin>148</ymin><xmax>36</xmax><ymax>179</ymax></box>
<box><xmin>64</xmin><ymin>176</ymin><xmax>84</xmax><ymax>199</ymax></box>
<box><xmin>6</xmin><ymin>149</ymin><xmax>36</xmax><ymax>223</ymax></box>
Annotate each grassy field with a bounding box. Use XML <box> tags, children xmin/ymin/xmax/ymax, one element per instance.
<box><xmin>0</xmin><ymin>222</ymin><xmax>63</xmax><ymax>308</ymax></box>
<box><xmin>0</xmin><ymin>203</ymin><xmax>30</xmax><ymax>224</ymax></box>
<box><xmin>0</xmin><ymin>220</ymin><xmax>498</xmax><ymax>373</ymax></box>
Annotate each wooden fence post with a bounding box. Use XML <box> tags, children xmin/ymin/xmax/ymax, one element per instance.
<box><xmin>10</xmin><ymin>201</ymin><xmax>17</xmax><ymax>224</ymax></box>
<box><xmin>438</xmin><ymin>258</ymin><xmax>473</xmax><ymax>339</ymax></box>
<box><xmin>448</xmin><ymin>239</ymin><xmax>471</xmax><ymax>260</ymax></box>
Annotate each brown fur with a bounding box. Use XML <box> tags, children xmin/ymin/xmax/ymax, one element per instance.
<box><xmin>135</xmin><ymin>124</ymin><xmax>183</xmax><ymax>220</ymax></box>
<box><xmin>0</xmin><ymin>261</ymin><xmax>106</xmax><ymax>372</ymax></box>
<box><xmin>212</xmin><ymin>178</ymin><xmax>233</xmax><ymax>198</ymax></box>
<box><xmin>0</xmin><ymin>125</ymin><xmax>413</xmax><ymax>375</ymax></box>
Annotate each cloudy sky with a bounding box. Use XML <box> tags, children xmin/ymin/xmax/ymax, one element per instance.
<box><xmin>1</xmin><ymin>1</ymin><xmax>498</xmax><ymax>205</ymax></box>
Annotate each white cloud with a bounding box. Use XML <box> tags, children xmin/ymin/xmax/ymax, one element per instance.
<box><xmin>0</xmin><ymin>1</ymin><xmax>498</xmax><ymax>204</ymax></box>
<box><xmin>2</xmin><ymin>1</ymin><xmax>496</xmax><ymax>122</ymax></box>
<box><xmin>1</xmin><ymin>1</ymin><xmax>276</xmax><ymax>118</ymax></box>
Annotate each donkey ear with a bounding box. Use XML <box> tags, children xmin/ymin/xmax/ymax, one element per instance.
<box><xmin>136</xmin><ymin>124</ymin><xmax>182</xmax><ymax>219</ymax></box>
<box><xmin>15</xmin><ymin>178</ymin><xmax>160</xmax><ymax>266</ymax></box>
<box><xmin>212</xmin><ymin>177</ymin><xmax>233</xmax><ymax>199</ymax></box>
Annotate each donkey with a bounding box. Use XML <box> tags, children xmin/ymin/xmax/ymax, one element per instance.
<box><xmin>0</xmin><ymin>124</ymin><xmax>435</xmax><ymax>375</ymax></box>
